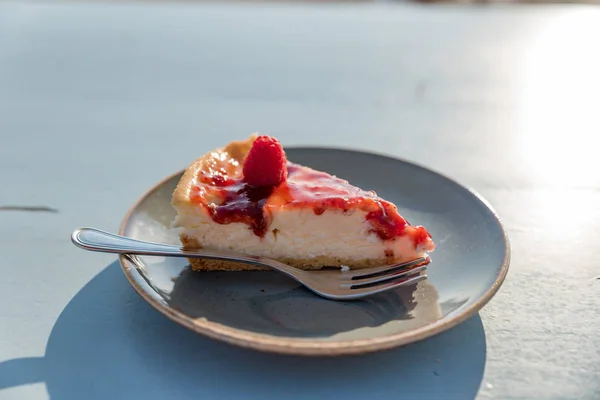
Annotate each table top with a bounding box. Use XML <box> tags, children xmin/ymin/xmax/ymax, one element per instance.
<box><xmin>1</xmin><ymin>1</ymin><xmax>599</xmax><ymax>399</ymax></box>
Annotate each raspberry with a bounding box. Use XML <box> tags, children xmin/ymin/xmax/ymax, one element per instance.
<box><xmin>242</xmin><ymin>135</ymin><xmax>288</xmax><ymax>186</ymax></box>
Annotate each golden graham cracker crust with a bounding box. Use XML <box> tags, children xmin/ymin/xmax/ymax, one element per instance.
<box><xmin>180</xmin><ymin>235</ymin><xmax>391</xmax><ymax>271</ymax></box>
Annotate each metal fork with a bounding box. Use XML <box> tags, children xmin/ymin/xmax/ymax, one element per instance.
<box><xmin>71</xmin><ymin>228</ymin><xmax>429</xmax><ymax>301</ymax></box>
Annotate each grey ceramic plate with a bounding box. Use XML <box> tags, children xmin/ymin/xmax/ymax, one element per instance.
<box><xmin>118</xmin><ymin>148</ymin><xmax>510</xmax><ymax>356</ymax></box>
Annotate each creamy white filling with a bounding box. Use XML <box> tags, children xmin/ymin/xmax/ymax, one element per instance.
<box><xmin>173</xmin><ymin>206</ymin><xmax>424</xmax><ymax>262</ymax></box>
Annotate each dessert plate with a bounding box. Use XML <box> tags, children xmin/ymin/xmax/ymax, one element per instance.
<box><xmin>118</xmin><ymin>148</ymin><xmax>510</xmax><ymax>356</ymax></box>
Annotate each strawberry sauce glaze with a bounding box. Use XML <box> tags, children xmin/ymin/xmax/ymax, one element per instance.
<box><xmin>190</xmin><ymin>162</ymin><xmax>432</xmax><ymax>247</ymax></box>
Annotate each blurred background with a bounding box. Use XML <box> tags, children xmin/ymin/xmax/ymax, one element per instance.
<box><xmin>2</xmin><ymin>0</ymin><xmax>599</xmax><ymax>195</ymax></box>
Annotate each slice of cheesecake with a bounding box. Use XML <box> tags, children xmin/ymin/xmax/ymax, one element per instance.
<box><xmin>171</xmin><ymin>134</ymin><xmax>435</xmax><ymax>271</ymax></box>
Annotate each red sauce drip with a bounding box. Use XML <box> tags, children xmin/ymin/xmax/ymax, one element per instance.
<box><xmin>365</xmin><ymin>201</ymin><xmax>408</xmax><ymax>240</ymax></box>
<box><xmin>207</xmin><ymin>182</ymin><xmax>276</xmax><ymax>237</ymax></box>
<box><xmin>413</xmin><ymin>226</ymin><xmax>433</xmax><ymax>246</ymax></box>
<box><xmin>313</xmin><ymin>206</ymin><xmax>326</xmax><ymax>216</ymax></box>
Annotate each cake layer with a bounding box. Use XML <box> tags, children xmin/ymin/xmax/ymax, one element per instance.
<box><xmin>174</xmin><ymin>205</ymin><xmax>429</xmax><ymax>269</ymax></box>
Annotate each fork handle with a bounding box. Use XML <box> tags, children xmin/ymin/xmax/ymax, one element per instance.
<box><xmin>71</xmin><ymin>227</ymin><xmax>275</xmax><ymax>268</ymax></box>
<box><xmin>72</xmin><ymin>228</ymin><xmax>182</xmax><ymax>255</ymax></box>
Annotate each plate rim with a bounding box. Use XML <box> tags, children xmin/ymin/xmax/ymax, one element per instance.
<box><xmin>118</xmin><ymin>146</ymin><xmax>511</xmax><ymax>356</ymax></box>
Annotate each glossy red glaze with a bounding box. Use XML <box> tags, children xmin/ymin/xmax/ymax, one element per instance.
<box><xmin>191</xmin><ymin>162</ymin><xmax>429</xmax><ymax>247</ymax></box>
<box><xmin>366</xmin><ymin>202</ymin><xmax>408</xmax><ymax>240</ymax></box>
<box><xmin>212</xmin><ymin>183</ymin><xmax>276</xmax><ymax>237</ymax></box>
<box><xmin>413</xmin><ymin>226</ymin><xmax>433</xmax><ymax>247</ymax></box>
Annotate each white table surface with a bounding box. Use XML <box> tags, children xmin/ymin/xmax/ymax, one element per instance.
<box><xmin>1</xmin><ymin>1</ymin><xmax>599</xmax><ymax>399</ymax></box>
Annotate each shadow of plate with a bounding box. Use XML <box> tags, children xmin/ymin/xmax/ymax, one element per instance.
<box><xmin>0</xmin><ymin>262</ymin><xmax>487</xmax><ymax>400</ymax></box>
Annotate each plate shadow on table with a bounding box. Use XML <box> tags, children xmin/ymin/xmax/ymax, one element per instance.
<box><xmin>0</xmin><ymin>262</ymin><xmax>487</xmax><ymax>400</ymax></box>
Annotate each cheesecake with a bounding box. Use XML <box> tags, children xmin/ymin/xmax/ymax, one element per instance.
<box><xmin>171</xmin><ymin>134</ymin><xmax>435</xmax><ymax>271</ymax></box>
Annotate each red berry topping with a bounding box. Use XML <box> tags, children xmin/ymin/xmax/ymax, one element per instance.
<box><xmin>242</xmin><ymin>135</ymin><xmax>288</xmax><ymax>187</ymax></box>
<box><xmin>413</xmin><ymin>226</ymin><xmax>432</xmax><ymax>247</ymax></box>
